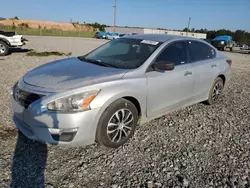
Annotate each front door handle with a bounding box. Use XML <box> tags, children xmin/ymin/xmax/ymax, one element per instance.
<box><xmin>184</xmin><ymin>71</ymin><xmax>192</xmax><ymax>76</ymax></box>
<box><xmin>211</xmin><ymin>64</ymin><xmax>217</xmax><ymax>68</ymax></box>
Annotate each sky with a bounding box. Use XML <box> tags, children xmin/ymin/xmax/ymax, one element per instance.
<box><xmin>1</xmin><ymin>0</ymin><xmax>249</xmax><ymax>32</ymax></box>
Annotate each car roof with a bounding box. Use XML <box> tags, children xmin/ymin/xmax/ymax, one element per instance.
<box><xmin>123</xmin><ymin>34</ymin><xmax>194</xmax><ymax>42</ymax></box>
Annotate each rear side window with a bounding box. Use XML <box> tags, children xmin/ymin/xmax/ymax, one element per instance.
<box><xmin>155</xmin><ymin>41</ymin><xmax>188</xmax><ymax>66</ymax></box>
<box><xmin>188</xmin><ymin>41</ymin><xmax>216</xmax><ymax>62</ymax></box>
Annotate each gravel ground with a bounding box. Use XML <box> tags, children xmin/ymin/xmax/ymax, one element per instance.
<box><xmin>0</xmin><ymin>36</ymin><xmax>250</xmax><ymax>188</ymax></box>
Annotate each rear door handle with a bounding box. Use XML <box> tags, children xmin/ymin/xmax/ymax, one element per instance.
<box><xmin>184</xmin><ymin>71</ymin><xmax>192</xmax><ymax>76</ymax></box>
<box><xmin>211</xmin><ymin>64</ymin><xmax>217</xmax><ymax>68</ymax></box>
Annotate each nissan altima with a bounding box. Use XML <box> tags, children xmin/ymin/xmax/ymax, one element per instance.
<box><xmin>11</xmin><ymin>34</ymin><xmax>231</xmax><ymax>148</ymax></box>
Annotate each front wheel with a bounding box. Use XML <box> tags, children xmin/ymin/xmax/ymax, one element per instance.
<box><xmin>205</xmin><ymin>77</ymin><xmax>224</xmax><ymax>105</ymax></box>
<box><xmin>96</xmin><ymin>98</ymin><xmax>138</xmax><ymax>148</ymax></box>
<box><xmin>0</xmin><ymin>41</ymin><xmax>9</xmax><ymax>56</ymax></box>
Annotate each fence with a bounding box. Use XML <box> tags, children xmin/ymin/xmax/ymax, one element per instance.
<box><xmin>0</xmin><ymin>25</ymin><xmax>95</xmax><ymax>38</ymax></box>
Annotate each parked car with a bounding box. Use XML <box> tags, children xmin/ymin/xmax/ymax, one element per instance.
<box><xmin>0</xmin><ymin>30</ymin><xmax>28</xmax><ymax>56</ymax></box>
<box><xmin>239</xmin><ymin>44</ymin><xmax>249</xmax><ymax>50</ymax></box>
<box><xmin>211</xmin><ymin>35</ymin><xmax>236</xmax><ymax>51</ymax></box>
<box><xmin>11</xmin><ymin>34</ymin><xmax>231</xmax><ymax>148</ymax></box>
<box><xmin>106</xmin><ymin>32</ymin><xmax>120</xmax><ymax>40</ymax></box>
<box><xmin>94</xmin><ymin>31</ymin><xmax>107</xmax><ymax>39</ymax></box>
<box><xmin>105</xmin><ymin>32</ymin><xmax>112</xmax><ymax>39</ymax></box>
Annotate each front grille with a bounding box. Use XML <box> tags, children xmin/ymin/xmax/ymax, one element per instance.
<box><xmin>14</xmin><ymin>85</ymin><xmax>45</xmax><ymax>108</ymax></box>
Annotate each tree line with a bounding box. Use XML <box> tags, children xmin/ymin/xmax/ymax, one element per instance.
<box><xmin>183</xmin><ymin>28</ymin><xmax>250</xmax><ymax>44</ymax></box>
<box><xmin>70</xmin><ymin>21</ymin><xmax>108</xmax><ymax>32</ymax></box>
<box><xmin>2</xmin><ymin>16</ymin><xmax>249</xmax><ymax>44</ymax></box>
<box><xmin>86</xmin><ymin>22</ymin><xmax>108</xmax><ymax>32</ymax></box>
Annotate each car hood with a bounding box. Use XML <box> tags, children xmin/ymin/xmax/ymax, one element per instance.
<box><xmin>23</xmin><ymin>57</ymin><xmax>128</xmax><ymax>90</ymax></box>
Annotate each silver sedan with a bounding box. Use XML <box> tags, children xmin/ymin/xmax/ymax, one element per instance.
<box><xmin>11</xmin><ymin>34</ymin><xmax>231</xmax><ymax>148</ymax></box>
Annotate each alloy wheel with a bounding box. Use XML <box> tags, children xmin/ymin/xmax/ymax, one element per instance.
<box><xmin>0</xmin><ymin>44</ymin><xmax>6</xmax><ymax>54</ymax></box>
<box><xmin>107</xmin><ymin>109</ymin><xmax>134</xmax><ymax>143</ymax></box>
<box><xmin>212</xmin><ymin>81</ymin><xmax>223</xmax><ymax>102</ymax></box>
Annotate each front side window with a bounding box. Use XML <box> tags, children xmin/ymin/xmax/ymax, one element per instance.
<box><xmin>79</xmin><ymin>38</ymin><xmax>162</xmax><ymax>69</ymax></box>
<box><xmin>188</xmin><ymin>41</ymin><xmax>216</xmax><ymax>62</ymax></box>
<box><xmin>155</xmin><ymin>41</ymin><xmax>188</xmax><ymax>66</ymax></box>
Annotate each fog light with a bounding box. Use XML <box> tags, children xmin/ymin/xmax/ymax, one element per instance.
<box><xmin>49</xmin><ymin>127</ymin><xmax>78</xmax><ymax>142</ymax></box>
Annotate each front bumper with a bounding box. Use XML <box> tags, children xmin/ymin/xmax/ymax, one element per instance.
<box><xmin>11</xmin><ymin>95</ymin><xmax>101</xmax><ymax>147</ymax></box>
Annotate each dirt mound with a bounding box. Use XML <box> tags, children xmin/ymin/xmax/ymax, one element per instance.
<box><xmin>0</xmin><ymin>19</ymin><xmax>95</xmax><ymax>31</ymax></box>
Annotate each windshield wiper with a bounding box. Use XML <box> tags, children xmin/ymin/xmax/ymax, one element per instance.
<box><xmin>81</xmin><ymin>57</ymin><xmax>118</xmax><ymax>68</ymax></box>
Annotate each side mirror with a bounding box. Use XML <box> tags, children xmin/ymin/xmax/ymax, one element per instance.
<box><xmin>152</xmin><ymin>62</ymin><xmax>175</xmax><ymax>71</ymax></box>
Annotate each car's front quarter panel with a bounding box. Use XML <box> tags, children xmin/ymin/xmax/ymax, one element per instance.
<box><xmin>84</xmin><ymin>77</ymin><xmax>148</xmax><ymax>123</ymax></box>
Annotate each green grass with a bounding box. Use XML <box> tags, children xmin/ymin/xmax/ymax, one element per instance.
<box><xmin>0</xmin><ymin>25</ymin><xmax>95</xmax><ymax>38</ymax></box>
<box><xmin>26</xmin><ymin>50</ymin><xmax>72</xmax><ymax>57</ymax></box>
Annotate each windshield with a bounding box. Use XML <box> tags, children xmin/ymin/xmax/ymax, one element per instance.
<box><xmin>79</xmin><ymin>38</ymin><xmax>162</xmax><ymax>69</ymax></box>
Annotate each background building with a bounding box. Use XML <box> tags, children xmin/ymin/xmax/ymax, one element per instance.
<box><xmin>105</xmin><ymin>26</ymin><xmax>207</xmax><ymax>39</ymax></box>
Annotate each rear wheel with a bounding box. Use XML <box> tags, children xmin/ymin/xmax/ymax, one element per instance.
<box><xmin>0</xmin><ymin>41</ymin><xmax>9</xmax><ymax>56</ymax></box>
<box><xmin>96</xmin><ymin>98</ymin><xmax>138</xmax><ymax>148</ymax></box>
<box><xmin>205</xmin><ymin>77</ymin><xmax>224</xmax><ymax>105</ymax></box>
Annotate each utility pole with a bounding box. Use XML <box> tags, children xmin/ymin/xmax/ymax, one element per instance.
<box><xmin>113</xmin><ymin>0</ymin><xmax>117</xmax><ymax>32</ymax></box>
<box><xmin>186</xmin><ymin>17</ymin><xmax>191</xmax><ymax>36</ymax></box>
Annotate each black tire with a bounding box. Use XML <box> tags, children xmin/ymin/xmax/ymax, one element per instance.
<box><xmin>230</xmin><ymin>47</ymin><xmax>233</xmax><ymax>52</ymax></box>
<box><xmin>96</xmin><ymin>98</ymin><xmax>138</xmax><ymax>148</ymax></box>
<box><xmin>205</xmin><ymin>77</ymin><xmax>224</xmax><ymax>105</ymax></box>
<box><xmin>0</xmin><ymin>40</ymin><xmax>9</xmax><ymax>56</ymax></box>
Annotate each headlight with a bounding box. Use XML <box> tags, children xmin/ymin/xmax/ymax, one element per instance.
<box><xmin>220</xmin><ymin>41</ymin><xmax>225</xmax><ymax>44</ymax></box>
<box><xmin>47</xmin><ymin>89</ymin><xmax>100</xmax><ymax>112</ymax></box>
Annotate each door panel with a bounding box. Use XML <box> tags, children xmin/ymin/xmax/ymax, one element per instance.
<box><xmin>146</xmin><ymin>64</ymin><xmax>194</xmax><ymax>117</ymax></box>
<box><xmin>145</xmin><ymin>40</ymin><xmax>195</xmax><ymax>117</ymax></box>
<box><xmin>192</xmin><ymin>59</ymin><xmax>218</xmax><ymax>99</ymax></box>
<box><xmin>187</xmin><ymin>40</ymin><xmax>219</xmax><ymax>99</ymax></box>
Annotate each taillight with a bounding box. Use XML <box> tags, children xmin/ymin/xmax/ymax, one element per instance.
<box><xmin>226</xmin><ymin>59</ymin><xmax>232</xmax><ymax>67</ymax></box>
